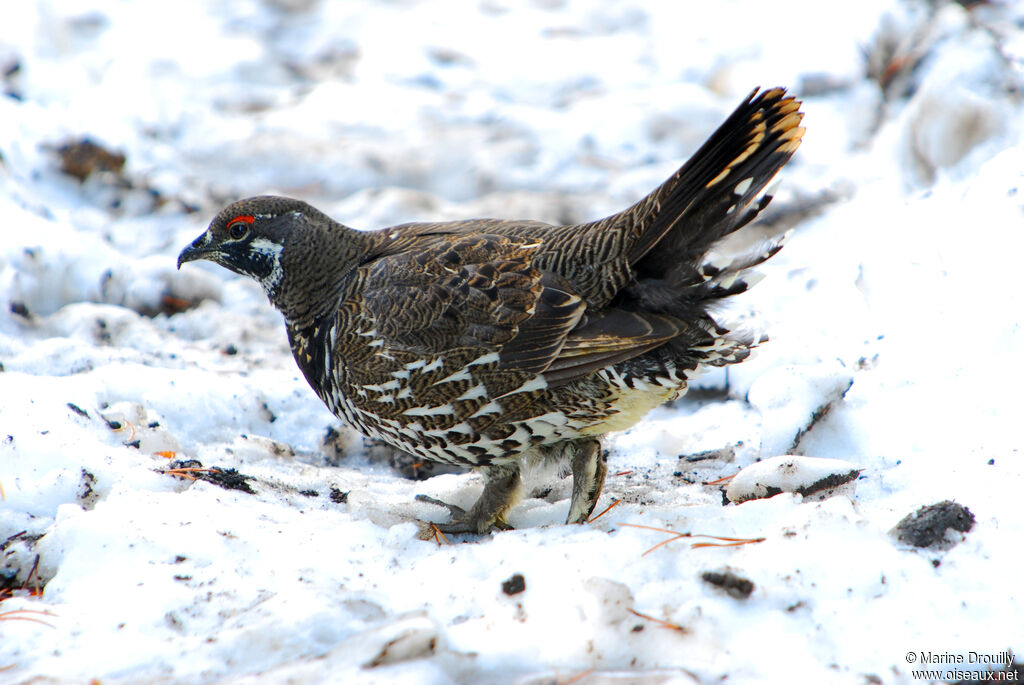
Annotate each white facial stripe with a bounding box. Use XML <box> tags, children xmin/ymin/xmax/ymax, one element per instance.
<box><xmin>250</xmin><ymin>237</ymin><xmax>284</xmax><ymax>293</ymax></box>
<box><xmin>250</xmin><ymin>237</ymin><xmax>283</xmax><ymax>257</ymax></box>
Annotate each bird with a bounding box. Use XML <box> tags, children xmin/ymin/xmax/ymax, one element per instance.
<box><xmin>178</xmin><ymin>86</ymin><xmax>804</xmax><ymax>534</ymax></box>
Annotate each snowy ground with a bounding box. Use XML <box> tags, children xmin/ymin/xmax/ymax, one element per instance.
<box><xmin>2</xmin><ymin>1</ymin><xmax>1023</xmax><ymax>683</ymax></box>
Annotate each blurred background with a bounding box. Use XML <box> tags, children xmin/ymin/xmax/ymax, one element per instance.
<box><xmin>1</xmin><ymin>0</ymin><xmax>1020</xmax><ymax>316</ymax></box>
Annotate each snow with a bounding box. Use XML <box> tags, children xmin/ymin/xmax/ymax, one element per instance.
<box><xmin>725</xmin><ymin>455</ymin><xmax>861</xmax><ymax>503</ymax></box>
<box><xmin>2</xmin><ymin>1</ymin><xmax>1023</xmax><ymax>683</ymax></box>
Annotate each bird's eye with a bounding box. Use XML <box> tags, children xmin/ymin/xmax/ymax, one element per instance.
<box><xmin>226</xmin><ymin>215</ymin><xmax>254</xmax><ymax>240</ymax></box>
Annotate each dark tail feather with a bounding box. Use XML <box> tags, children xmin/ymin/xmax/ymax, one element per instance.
<box><xmin>625</xmin><ymin>87</ymin><xmax>804</xmax><ymax>275</ymax></box>
<box><xmin>531</xmin><ymin>88</ymin><xmax>803</xmax><ymax>384</ymax></box>
<box><xmin>694</xmin><ymin>229</ymin><xmax>792</xmax><ymax>302</ymax></box>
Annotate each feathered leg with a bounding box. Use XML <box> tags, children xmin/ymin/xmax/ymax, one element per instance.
<box><xmin>566</xmin><ymin>438</ymin><xmax>606</xmax><ymax>524</ymax></box>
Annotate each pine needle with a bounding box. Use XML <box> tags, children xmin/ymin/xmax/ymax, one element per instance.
<box><xmin>587</xmin><ymin>498</ymin><xmax>622</xmax><ymax>523</ymax></box>
<box><xmin>617</xmin><ymin>522</ymin><xmax>765</xmax><ymax>555</ymax></box>
<box><xmin>627</xmin><ymin>608</ymin><xmax>687</xmax><ymax>633</ymax></box>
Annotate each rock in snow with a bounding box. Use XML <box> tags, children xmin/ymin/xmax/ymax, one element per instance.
<box><xmin>725</xmin><ymin>455</ymin><xmax>862</xmax><ymax>504</ymax></box>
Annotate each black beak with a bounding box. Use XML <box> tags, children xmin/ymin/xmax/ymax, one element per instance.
<box><xmin>177</xmin><ymin>233</ymin><xmax>213</xmax><ymax>269</ymax></box>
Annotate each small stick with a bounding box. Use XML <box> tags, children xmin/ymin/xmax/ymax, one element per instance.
<box><xmin>430</xmin><ymin>523</ymin><xmax>449</xmax><ymax>546</ymax></box>
<box><xmin>617</xmin><ymin>522</ymin><xmax>765</xmax><ymax>555</ymax></box>
<box><xmin>560</xmin><ymin>668</ymin><xmax>595</xmax><ymax>685</ymax></box>
<box><xmin>627</xmin><ymin>608</ymin><xmax>687</xmax><ymax>633</ymax></box>
<box><xmin>0</xmin><ymin>609</ymin><xmax>56</xmax><ymax>628</ymax></box>
<box><xmin>108</xmin><ymin>418</ymin><xmax>137</xmax><ymax>442</ymax></box>
<box><xmin>587</xmin><ymin>498</ymin><xmax>622</xmax><ymax>524</ymax></box>
<box><xmin>24</xmin><ymin>556</ymin><xmax>42</xmax><ymax>597</ymax></box>
<box><xmin>159</xmin><ymin>467</ymin><xmax>222</xmax><ymax>481</ymax></box>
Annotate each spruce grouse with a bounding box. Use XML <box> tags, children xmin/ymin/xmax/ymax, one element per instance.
<box><xmin>178</xmin><ymin>87</ymin><xmax>804</xmax><ymax>534</ymax></box>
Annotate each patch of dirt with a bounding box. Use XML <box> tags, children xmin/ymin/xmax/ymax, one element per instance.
<box><xmin>163</xmin><ymin>459</ymin><xmax>256</xmax><ymax>495</ymax></box>
<box><xmin>891</xmin><ymin>500</ymin><xmax>975</xmax><ymax>549</ymax></box>
<box><xmin>701</xmin><ymin>568</ymin><xmax>754</xmax><ymax>599</ymax></box>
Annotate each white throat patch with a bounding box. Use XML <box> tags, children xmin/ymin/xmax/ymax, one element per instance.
<box><xmin>250</xmin><ymin>237</ymin><xmax>284</xmax><ymax>295</ymax></box>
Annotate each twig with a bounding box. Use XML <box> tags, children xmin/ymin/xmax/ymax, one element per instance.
<box><xmin>587</xmin><ymin>499</ymin><xmax>622</xmax><ymax>524</ymax></box>
<box><xmin>430</xmin><ymin>523</ymin><xmax>448</xmax><ymax>546</ymax></box>
<box><xmin>617</xmin><ymin>522</ymin><xmax>765</xmax><ymax>555</ymax></box>
<box><xmin>0</xmin><ymin>609</ymin><xmax>56</xmax><ymax>628</ymax></box>
<box><xmin>627</xmin><ymin>608</ymin><xmax>687</xmax><ymax>633</ymax></box>
<box><xmin>692</xmin><ymin>537</ymin><xmax>764</xmax><ymax>549</ymax></box>
<box><xmin>107</xmin><ymin>418</ymin><xmax>136</xmax><ymax>442</ymax></box>
<box><xmin>159</xmin><ymin>467</ymin><xmax>221</xmax><ymax>481</ymax></box>
<box><xmin>560</xmin><ymin>668</ymin><xmax>595</xmax><ymax>684</ymax></box>
<box><xmin>24</xmin><ymin>556</ymin><xmax>42</xmax><ymax>597</ymax></box>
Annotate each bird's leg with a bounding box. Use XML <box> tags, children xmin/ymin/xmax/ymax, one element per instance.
<box><xmin>417</xmin><ymin>463</ymin><xmax>522</xmax><ymax>534</ymax></box>
<box><xmin>566</xmin><ymin>438</ymin><xmax>607</xmax><ymax>524</ymax></box>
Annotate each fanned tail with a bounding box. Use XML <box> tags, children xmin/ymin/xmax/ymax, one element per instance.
<box><xmin>611</xmin><ymin>88</ymin><xmax>803</xmax><ymax>374</ymax></box>
<box><xmin>625</xmin><ymin>87</ymin><xmax>804</xmax><ymax>274</ymax></box>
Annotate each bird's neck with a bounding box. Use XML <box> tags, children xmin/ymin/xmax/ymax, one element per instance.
<box><xmin>272</xmin><ymin>221</ymin><xmax>372</xmax><ymax>330</ymax></box>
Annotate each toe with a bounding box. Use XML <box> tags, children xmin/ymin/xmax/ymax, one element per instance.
<box><xmin>415</xmin><ymin>494</ymin><xmax>467</xmax><ymax>518</ymax></box>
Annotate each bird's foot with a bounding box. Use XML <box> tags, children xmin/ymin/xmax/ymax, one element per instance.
<box><xmin>415</xmin><ymin>463</ymin><xmax>522</xmax><ymax>537</ymax></box>
<box><xmin>415</xmin><ymin>494</ymin><xmax>513</xmax><ymax>535</ymax></box>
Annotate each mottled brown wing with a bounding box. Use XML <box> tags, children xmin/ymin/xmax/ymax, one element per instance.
<box><xmin>542</xmin><ymin>309</ymin><xmax>688</xmax><ymax>385</ymax></box>
<box><xmin>361</xmin><ymin>234</ymin><xmax>586</xmax><ymax>375</ymax></box>
<box><xmin>360</xmin><ymin>233</ymin><xmax>692</xmax><ymax>385</ymax></box>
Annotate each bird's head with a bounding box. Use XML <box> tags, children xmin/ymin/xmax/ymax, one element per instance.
<box><xmin>177</xmin><ymin>195</ymin><xmax>315</xmax><ymax>296</ymax></box>
<box><xmin>178</xmin><ymin>195</ymin><xmax>369</xmax><ymax>325</ymax></box>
